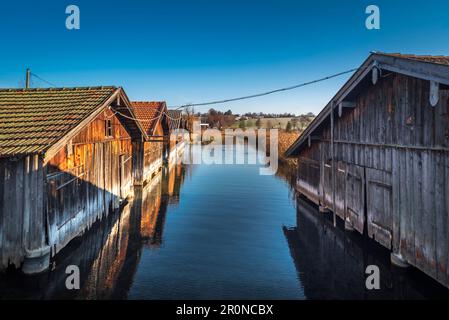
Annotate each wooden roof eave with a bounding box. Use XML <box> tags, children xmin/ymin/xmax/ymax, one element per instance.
<box><xmin>42</xmin><ymin>87</ymin><xmax>149</xmax><ymax>165</ymax></box>
<box><xmin>114</xmin><ymin>88</ymin><xmax>149</xmax><ymax>142</ymax></box>
<box><xmin>284</xmin><ymin>54</ymin><xmax>375</xmax><ymax>157</ymax></box>
<box><xmin>148</xmin><ymin>102</ymin><xmax>168</xmax><ymax>138</ymax></box>
<box><xmin>375</xmin><ymin>53</ymin><xmax>449</xmax><ymax>86</ymax></box>
<box><xmin>284</xmin><ymin>52</ymin><xmax>449</xmax><ymax>157</ymax></box>
<box><xmin>151</xmin><ymin>112</ymin><xmax>164</xmax><ymax>136</ymax></box>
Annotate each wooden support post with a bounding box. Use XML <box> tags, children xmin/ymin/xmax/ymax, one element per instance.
<box><xmin>119</xmin><ymin>154</ymin><xmax>125</xmax><ymax>199</ymax></box>
<box><xmin>25</xmin><ymin>68</ymin><xmax>30</xmax><ymax>89</ymax></box>
<box><xmin>22</xmin><ymin>155</ymin><xmax>50</xmax><ymax>274</ymax></box>
<box><xmin>344</xmin><ymin>218</ymin><xmax>354</xmax><ymax>231</ymax></box>
<box><xmin>430</xmin><ymin>81</ymin><xmax>439</xmax><ymax>107</ymax></box>
<box><xmin>331</xmin><ymin>101</ymin><xmax>336</xmax><ymax>227</ymax></box>
<box><xmin>132</xmin><ymin>141</ymin><xmax>144</xmax><ymax>186</ymax></box>
<box><xmin>391</xmin><ymin>252</ymin><xmax>410</xmax><ymax>268</ymax></box>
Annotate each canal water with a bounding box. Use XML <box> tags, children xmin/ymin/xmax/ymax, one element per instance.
<box><xmin>0</xmin><ymin>145</ymin><xmax>448</xmax><ymax>299</ymax></box>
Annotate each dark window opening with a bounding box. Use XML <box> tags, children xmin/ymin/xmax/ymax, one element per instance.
<box><xmin>105</xmin><ymin>119</ymin><xmax>113</xmax><ymax>137</ymax></box>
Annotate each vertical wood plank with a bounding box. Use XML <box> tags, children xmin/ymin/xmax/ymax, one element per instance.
<box><xmin>435</xmin><ymin>152</ymin><xmax>447</xmax><ymax>284</ymax></box>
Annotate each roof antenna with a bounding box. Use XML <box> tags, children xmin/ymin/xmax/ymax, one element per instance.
<box><xmin>25</xmin><ymin>68</ymin><xmax>31</xmax><ymax>89</ymax></box>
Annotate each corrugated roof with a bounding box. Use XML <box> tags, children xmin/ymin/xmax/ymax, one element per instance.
<box><xmin>0</xmin><ymin>86</ymin><xmax>117</xmax><ymax>157</ymax></box>
<box><xmin>130</xmin><ymin>102</ymin><xmax>166</xmax><ymax>135</ymax></box>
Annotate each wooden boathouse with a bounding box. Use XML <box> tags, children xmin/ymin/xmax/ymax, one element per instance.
<box><xmin>130</xmin><ymin>102</ymin><xmax>185</xmax><ymax>186</ymax></box>
<box><xmin>130</xmin><ymin>101</ymin><xmax>168</xmax><ymax>185</ymax></box>
<box><xmin>0</xmin><ymin>86</ymin><xmax>147</xmax><ymax>274</ymax></box>
<box><xmin>285</xmin><ymin>53</ymin><xmax>449</xmax><ymax>288</ymax></box>
<box><xmin>166</xmin><ymin>109</ymin><xmax>186</xmax><ymax>164</ymax></box>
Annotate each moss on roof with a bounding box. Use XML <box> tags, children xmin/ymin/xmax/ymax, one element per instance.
<box><xmin>0</xmin><ymin>86</ymin><xmax>117</xmax><ymax>157</ymax></box>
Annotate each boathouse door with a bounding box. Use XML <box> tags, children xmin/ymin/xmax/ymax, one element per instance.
<box><xmin>365</xmin><ymin>168</ymin><xmax>393</xmax><ymax>249</ymax></box>
<box><xmin>345</xmin><ymin>164</ymin><xmax>365</xmax><ymax>234</ymax></box>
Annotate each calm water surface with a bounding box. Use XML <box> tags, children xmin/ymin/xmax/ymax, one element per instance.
<box><xmin>1</xmin><ymin>146</ymin><xmax>448</xmax><ymax>299</ymax></box>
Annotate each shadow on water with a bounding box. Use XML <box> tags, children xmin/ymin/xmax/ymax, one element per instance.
<box><xmin>273</xmin><ymin>154</ymin><xmax>449</xmax><ymax>299</ymax></box>
<box><xmin>283</xmin><ymin>196</ymin><xmax>449</xmax><ymax>300</ymax></box>
<box><xmin>0</xmin><ymin>163</ymin><xmax>187</xmax><ymax>300</ymax></box>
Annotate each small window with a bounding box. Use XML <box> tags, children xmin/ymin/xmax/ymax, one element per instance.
<box><xmin>105</xmin><ymin>120</ymin><xmax>113</xmax><ymax>137</ymax></box>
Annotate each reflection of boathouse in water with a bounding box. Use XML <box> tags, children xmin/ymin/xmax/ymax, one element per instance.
<box><xmin>283</xmin><ymin>197</ymin><xmax>449</xmax><ymax>299</ymax></box>
<box><xmin>0</xmin><ymin>162</ymin><xmax>187</xmax><ymax>299</ymax></box>
<box><xmin>139</xmin><ymin>163</ymin><xmax>185</xmax><ymax>247</ymax></box>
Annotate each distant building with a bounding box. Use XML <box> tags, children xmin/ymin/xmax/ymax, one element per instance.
<box><xmin>130</xmin><ymin>103</ymin><xmax>185</xmax><ymax>182</ymax></box>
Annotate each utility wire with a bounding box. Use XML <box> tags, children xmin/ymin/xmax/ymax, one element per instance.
<box><xmin>171</xmin><ymin>67</ymin><xmax>360</xmax><ymax>110</ymax></box>
<box><xmin>25</xmin><ymin>66</ymin><xmax>362</xmax><ymax>123</ymax></box>
<box><xmin>30</xmin><ymin>72</ymin><xmax>58</xmax><ymax>88</ymax></box>
<box><xmin>113</xmin><ymin>108</ymin><xmax>165</xmax><ymax>122</ymax></box>
<box><xmin>92</xmin><ymin>67</ymin><xmax>362</xmax><ymax>123</ymax></box>
<box><xmin>26</xmin><ymin>72</ymin><xmax>180</xmax><ymax>122</ymax></box>
<box><xmin>114</xmin><ymin>105</ymin><xmax>170</xmax><ymax>122</ymax></box>
<box><xmin>164</xmin><ymin>111</ymin><xmax>183</xmax><ymax>121</ymax></box>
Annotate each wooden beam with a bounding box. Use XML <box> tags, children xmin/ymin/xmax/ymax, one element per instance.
<box><xmin>377</xmin><ymin>55</ymin><xmax>449</xmax><ymax>86</ymax></box>
<box><xmin>330</xmin><ymin>101</ymin><xmax>336</xmax><ymax>227</ymax></box>
<box><xmin>338</xmin><ymin>101</ymin><xmax>356</xmax><ymax>117</ymax></box>
<box><xmin>340</xmin><ymin>101</ymin><xmax>356</xmax><ymax>108</ymax></box>
<box><xmin>372</xmin><ymin>63</ymin><xmax>379</xmax><ymax>85</ymax></box>
<box><xmin>307</xmin><ymin>135</ymin><xmax>321</xmax><ymax>147</ymax></box>
<box><xmin>430</xmin><ymin>81</ymin><xmax>439</xmax><ymax>107</ymax></box>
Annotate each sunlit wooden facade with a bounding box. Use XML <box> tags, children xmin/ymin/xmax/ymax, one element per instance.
<box><xmin>130</xmin><ymin>102</ymin><xmax>167</xmax><ymax>185</ymax></box>
<box><xmin>0</xmin><ymin>87</ymin><xmax>146</xmax><ymax>273</ymax></box>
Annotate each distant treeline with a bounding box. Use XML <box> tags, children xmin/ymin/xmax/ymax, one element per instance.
<box><xmin>239</xmin><ymin>111</ymin><xmax>315</xmax><ymax>118</ymax></box>
<box><xmin>197</xmin><ymin>108</ymin><xmax>315</xmax><ymax>130</ymax></box>
<box><xmin>196</xmin><ymin>108</ymin><xmax>315</xmax><ymax>118</ymax></box>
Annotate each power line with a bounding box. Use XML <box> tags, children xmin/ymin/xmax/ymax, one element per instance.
<box><xmin>24</xmin><ymin>71</ymin><xmax>182</xmax><ymax>122</ymax></box>
<box><xmin>30</xmin><ymin>72</ymin><xmax>58</xmax><ymax>88</ymax></box>
<box><xmin>119</xmin><ymin>66</ymin><xmax>362</xmax><ymax>123</ymax></box>
<box><xmin>164</xmin><ymin>111</ymin><xmax>183</xmax><ymax>121</ymax></box>
<box><xmin>171</xmin><ymin>67</ymin><xmax>360</xmax><ymax>110</ymax></box>
<box><xmin>113</xmin><ymin>108</ymin><xmax>166</xmax><ymax>122</ymax></box>
<box><xmin>23</xmin><ymin>66</ymin><xmax>362</xmax><ymax>122</ymax></box>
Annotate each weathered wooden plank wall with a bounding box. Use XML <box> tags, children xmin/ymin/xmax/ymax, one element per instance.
<box><xmin>132</xmin><ymin>141</ymin><xmax>144</xmax><ymax>185</ymax></box>
<box><xmin>46</xmin><ymin>109</ymin><xmax>134</xmax><ymax>257</ymax></box>
<box><xmin>132</xmin><ymin>121</ymin><xmax>164</xmax><ymax>186</ymax></box>
<box><xmin>297</xmin><ymin>72</ymin><xmax>449</xmax><ymax>288</ymax></box>
<box><xmin>0</xmin><ymin>155</ymin><xmax>46</xmax><ymax>270</ymax></box>
<box><xmin>143</xmin><ymin>141</ymin><xmax>162</xmax><ymax>182</ymax></box>
<box><xmin>296</xmin><ymin>143</ymin><xmax>321</xmax><ymax>204</ymax></box>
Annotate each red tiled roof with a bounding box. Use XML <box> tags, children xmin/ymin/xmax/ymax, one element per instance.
<box><xmin>0</xmin><ymin>86</ymin><xmax>117</xmax><ymax>157</ymax></box>
<box><xmin>130</xmin><ymin>102</ymin><xmax>166</xmax><ymax>135</ymax></box>
<box><xmin>380</xmin><ymin>53</ymin><xmax>449</xmax><ymax>66</ymax></box>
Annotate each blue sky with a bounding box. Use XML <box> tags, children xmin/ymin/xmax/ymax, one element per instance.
<box><xmin>0</xmin><ymin>0</ymin><xmax>448</xmax><ymax>115</ymax></box>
